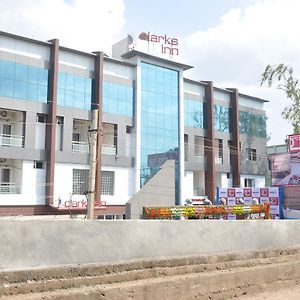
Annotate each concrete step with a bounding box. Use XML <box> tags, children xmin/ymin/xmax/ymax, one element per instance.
<box><xmin>1</xmin><ymin>247</ymin><xmax>300</xmax><ymax>299</ymax></box>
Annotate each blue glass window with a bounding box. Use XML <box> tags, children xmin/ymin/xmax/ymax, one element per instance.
<box><xmin>140</xmin><ymin>62</ymin><xmax>179</xmax><ymax>199</ymax></box>
<box><xmin>0</xmin><ymin>59</ymin><xmax>48</xmax><ymax>103</ymax></box>
<box><xmin>102</xmin><ymin>81</ymin><xmax>133</xmax><ymax>117</ymax></box>
<box><xmin>214</xmin><ymin>105</ymin><xmax>231</xmax><ymax>132</ymax></box>
<box><xmin>239</xmin><ymin>111</ymin><xmax>266</xmax><ymax>138</ymax></box>
<box><xmin>57</xmin><ymin>71</ymin><xmax>92</xmax><ymax>110</ymax></box>
<box><xmin>184</xmin><ymin>99</ymin><xmax>205</xmax><ymax>128</ymax></box>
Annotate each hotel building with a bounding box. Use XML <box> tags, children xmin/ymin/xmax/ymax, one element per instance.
<box><xmin>0</xmin><ymin>31</ymin><xmax>268</xmax><ymax>218</ymax></box>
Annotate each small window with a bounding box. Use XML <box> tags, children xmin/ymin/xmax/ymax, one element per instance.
<box><xmin>0</xmin><ymin>168</ymin><xmax>10</xmax><ymax>183</ymax></box>
<box><xmin>37</xmin><ymin>114</ymin><xmax>46</xmax><ymax>123</ymax></box>
<box><xmin>246</xmin><ymin>148</ymin><xmax>257</xmax><ymax>161</ymax></box>
<box><xmin>73</xmin><ymin>133</ymin><xmax>80</xmax><ymax>142</ymax></box>
<box><xmin>105</xmin><ymin>214</ymin><xmax>114</xmax><ymax>220</ymax></box>
<box><xmin>72</xmin><ymin>169</ymin><xmax>89</xmax><ymax>194</ymax></box>
<box><xmin>101</xmin><ymin>171</ymin><xmax>114</xmax><ymax>195</ymax></box>
<box><xmin>97</xmin><ymin>215</ymin><xmax>105</xmax><ymax>220</ymax></box>
<box><xmin>126</xmin><ymin>126</ymin><xmax>131</xmax><ymax>134</ymax></box>
<box><xmin>57</xmin><ymin>116</ymin><xmax>64</xmax><ymax>125</ymax></box>
<box><xmin>34</xmin><ymin>161</ymin><xmax>43</xmax><ymax>169</ymax></box>
<box><xmin>244</xmin><ymin>178</ymin><xmax>254</xmax><ymax>187</ymax></box>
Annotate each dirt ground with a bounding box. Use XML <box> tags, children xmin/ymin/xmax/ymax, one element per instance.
<box><xmin>240</xmin><ymin>284</ymin><xmax>300</xmax><ymax>299</ymax></box>
<box><xmin>1</xmin><ymin>247</ymin><xmax>300</xmax><ymax>299</ymax></box>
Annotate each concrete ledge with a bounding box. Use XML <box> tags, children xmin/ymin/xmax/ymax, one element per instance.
<box><xmin>0</xmin><ymin>220</ymin><xmax>300</xmax><ymax>270</ymax></box>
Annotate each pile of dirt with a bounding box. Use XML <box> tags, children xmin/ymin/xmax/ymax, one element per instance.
<box><xmin>1</xmin><ymin>247</ymin><xmax>300</xmax><ymax>299</ymax></box>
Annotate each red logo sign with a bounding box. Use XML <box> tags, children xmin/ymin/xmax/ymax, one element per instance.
<box><xmin>288</xmin><ymin>134</ymin><xmax>300</xmax><ymax>152</ymax></box>
<box><xmin>244</xmin><ymin>188</ymin><xmax>252</xmax><ymax>197</ymax></box>
<box><xmin>260</xmin><ymin>188</ymin><xmax>269</xmax><ymax>197</ymax></box>
<box><xmin>227</xmin><ymin>189</ymin><xmax>236</xmax><ymax>197</ymax></box>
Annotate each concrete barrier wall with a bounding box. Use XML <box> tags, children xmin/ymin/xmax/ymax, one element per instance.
<box><xmin>0</xmin><ymin>219</ymin><xmax>300</xmax><ymax>270</ymax></box>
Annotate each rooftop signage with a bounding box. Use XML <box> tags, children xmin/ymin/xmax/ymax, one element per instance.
<box><xmin>138</xmin><ymin>32</ymin><xmax>179</xmax><ymax>56</ymax></box>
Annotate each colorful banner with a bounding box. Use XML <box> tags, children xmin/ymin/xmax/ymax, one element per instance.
<box><xmin>217</xmin><ymin>187</ymin><xmax>280</xmax><ymax>218</ymax></box>
<box><xmin>144</xmin><ymin>204</ymin><xmax>270</xmax><ymax>219</ymax></box>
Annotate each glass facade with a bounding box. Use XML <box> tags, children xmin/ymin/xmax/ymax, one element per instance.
<box><xmin>184</xmin><ymin>99</ymin><xmax>205</xmax><ymax>128</ymax></box>
<box><xmin>103</xmin><ymin>81</ymin><xmax>133</xmax><ymax>117</ymax></box>
<box><xmin>214</xmin><ymin>104</ymin><xmax>231</xmax><ymax>132</ymax></box>
<box><xmin>57</xmin><ymin>72</ymin><xmax>92</xmax><ymax>110</ymax></box>
<box><xmin>239</xmin><ymin>111</ymin><xmax>267</xmax><ymax>138</ymax></box>
<box><xmin>0</xmin><ymin>59</ymin><xmax>48</xmax><ymax>102</ymax></box>
<box><xmin>140</xmin><ymin>62</ymin><xmax>179</xmax><ymax>192</ymax></box>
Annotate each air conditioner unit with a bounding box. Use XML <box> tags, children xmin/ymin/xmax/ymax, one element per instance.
<box><xmin>0</xmin><ymin>110</ymin><xmax>8</xmax><ymax>118</ymax></box>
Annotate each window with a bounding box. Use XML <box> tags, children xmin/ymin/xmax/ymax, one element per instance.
<box><xmin>244</xmin><ymin>178</ymin><xmax>254</xmax><ymax>187</ymax></box>
<box><xmin>2</xmin><ymin>124</ymin><xmax>11</xmax><ymax>136</ymax></box>
<box><xmin>101</xmin><ymin>171</ymin><xmax>114</xmax><ymax>195</ymax></box>
<box><xmin>72</xmin><ymin>169</ymin><xmax>89</xmax><ymax>194</ymax></box>
<box><xmin>246</xmin><ymin>148</ymin><xmax>257</xmax><ymax>161</ymax></box>
<box><xmin>57</xmin><ymin>117</ymin><xmax>64</xmax><ymax>125</ymax></box>
<box><xmin>184</xmin><ymin>134</ymin><xmax>188</xmax><ymax>161</ymax></box>
<box><xmin>37</xmin><ymin>114</ymin><xmax>46</xmax><ymax>123</ymax></box>
<box><xmin>57</xmin><ymin>71</ymin><xmax>92</xmax><ymax>110</ymax></box>
<box><xmin>103</xmin><ymin>81</ymin><xmax>133</xmax><ymax>117</ymax></box>
<box><xmin>0</xmin><ymin>59</ymin><xmax>48</xmax><ymax>103</ymax></box>
<box><xmin>97</xmin><ymin>214</ymin><xmax>124</xmax><ymax>220</ymax></box>
<box><xmin>72</xmin><ymin>133</ymin><xmax>80</xmax><ymax>142</ymax></box>
<box><xmin>214</xmin><ymin>105</ymin><xmax>231</xmax><ymax>132</ymax></box>
<box><xmin>102</xmin><ymin>123</ymin><xmax>117</xmax><ymax>155</ymax></box>
<box><xmin>72</xmin><ymin>169</ymin><xmax>115</xmax><ymax>195</ymax></box>
<box><xmin>0</xmin><ymin>168</ymin><xmax>10</xmax><ymax>183</ymax></box>
<box><xmin>184</xmin><ymin>99</ymin><xmax>205</xmax><ymax>128</ymax></box>
<box><xmin>215</xmin><ymin>139</ymin><xmax>223</xmax><ymax>164</ymax></box>
<box><xmin>34</xmin><ymin>161</ymin><xmax>43</xmax><ymax>169</ymax></box>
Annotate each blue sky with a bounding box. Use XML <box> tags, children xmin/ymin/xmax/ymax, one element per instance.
<box><xmin>0</xmin><ymin>0</ymin><xmax>299</xmax><ymax>145</ymax></box>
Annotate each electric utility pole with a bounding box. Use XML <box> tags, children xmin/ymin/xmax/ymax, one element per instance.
<box><xmin>87</xmin><ymin>109</ymin><xmax>98</xmax><ymax>219</ymax></box>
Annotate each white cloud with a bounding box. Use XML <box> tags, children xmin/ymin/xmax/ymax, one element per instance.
<box><xmin>183</xmin><ymin>0</ymin><xmax>300</xmax><ymax>145</ymax></box>
<box><xmin>0</xmin><ymin>0</ymin><xmax>125</xmax><ymax>54</ymax></box>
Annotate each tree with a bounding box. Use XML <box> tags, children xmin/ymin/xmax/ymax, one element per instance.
<box><xmin>261</xmin><ymin>64</ymin><xmax>300</xmax><ymax>133</ymax></box>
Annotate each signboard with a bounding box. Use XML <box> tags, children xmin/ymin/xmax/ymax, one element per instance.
<box><xmin>288</xmin><ymin>134</ymin><xmax>300</xmax><ymax>152</ymax></box>
<box><xmin>218</xmin><ymin>187</ymin><xmax>280</xmax><ymax>218</ymax></box>
<box><xmin>57</xmin><ymin>199</ymin><xmax>106</xmax><ymax>210</ymax></box>
<box><xmin>271</xmin><ymin>152</ymin><xmax>300</xmax><ymax>186</ymax></box>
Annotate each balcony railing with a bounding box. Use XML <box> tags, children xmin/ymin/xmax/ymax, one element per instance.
<box><xmin>72</xmin><ymin>141</ymin><xmax>89</xmax><ymax>153</ymax></box>
<box><xmin>0</xmin><ymin>134</ymin><xmax>24</xmax><ymax>148</ymax></box>
<box><xmin>72</xmin><ymin>142</ymin><xmax>117</xmax><ymax>156</ymax></box>
<box><xmin>102</xmin><ymin>144</ymin><xmax>116</xmax><ymax>156</ymax></box>
<box><xmin>0</xmin><ymin>183</ymin><xmax>20</xmax><ymax>194</ymax></box>
<box><xmin>194</xmin><ymin>154</ymin><xmax>205</xmax><ymax>163</ymax></box>
<box><xmin>215</xmin><ymin>157</ymin><xmax>223</xmax><ymax>164</ymax></box>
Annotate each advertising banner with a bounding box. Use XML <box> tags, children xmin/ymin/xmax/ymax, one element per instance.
<box><xmin>218</xmin><ymin>187</ymin><xmax>280</xmax><ymax>218</ymax></box>
<box><xmin>271</xmin><ymin>152</ymin><xmax>300</xmax><ymax>186</ymax></box>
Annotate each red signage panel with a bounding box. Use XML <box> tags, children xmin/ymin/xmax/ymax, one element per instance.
<box><xmin>288</xmin><ymin>134</ymin><xmax>300</xmax><ymax>152</ymax></box>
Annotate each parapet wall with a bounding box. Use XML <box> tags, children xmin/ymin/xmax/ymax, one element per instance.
<box><xmin>0</xmin><ymin>219</ymin><xmax>300</xmax><ymax>270</ymax></box>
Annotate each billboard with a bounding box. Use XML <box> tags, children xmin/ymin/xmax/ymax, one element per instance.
<box><xmin>271</xmin><ymin>152</ymin><xmax>300</xmax><ymax>186</ymax></box>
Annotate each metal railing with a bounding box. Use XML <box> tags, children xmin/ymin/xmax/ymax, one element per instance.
<box><xmin>102</xmin><ymin>144</ymin><xmax>116</xmax><ymax>155</ymax></box>
<box><xmin>0</xmin><ymin>183</ymin><xmax>20</xmax><ymax>194</ymax></box>
<box><xmin>72</xmin><ymin>141</ymin><xmax>117</xmax><ymax>156</ymax></box>
<box><xmin>194</xmin><ymin>154</ymin><xmax>205</xmax><ymax>163</ymax></box>
<box><xmin>0</xmin><ymin>134</ymin><xmax>24</xmax><ymax>148</ymax></box>
<box><xmin>72</xmin><ymin>141</ymin><xmax>89</xmax><ymax>153</ymax></box>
